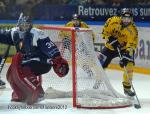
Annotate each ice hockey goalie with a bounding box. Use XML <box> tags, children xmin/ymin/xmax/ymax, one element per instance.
<box><xmin>0</xmin><ymin>15</ymin><xmax>69</xmax><ymax>104</ymax></box>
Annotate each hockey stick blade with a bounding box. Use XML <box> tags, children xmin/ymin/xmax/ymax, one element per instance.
<box><xmin>134</xmin><ymin>104</ymin><xmax>141</xmax><ymax>109</ymax></box>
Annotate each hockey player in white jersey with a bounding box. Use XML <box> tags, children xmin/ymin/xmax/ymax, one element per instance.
<box><xmin>0</xmin><ymin>14</ymin><xmax>69</xmax><ymax>104</ymax></box>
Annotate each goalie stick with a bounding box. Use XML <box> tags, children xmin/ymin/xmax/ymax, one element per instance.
<box><xmin>16</xmin><ymin>12</ymin><xmax>23</xmax><ymax>27</ymax></box>
<box><xmin>117</xmin><ymin>47</ymin><xmax>141</xmax><ymax>109</ymax></box>
<box><xmin>0</xmin><ymin>12</ymin><xmax>23</xmax><ymax>89</ymax></box>
<box><xmin>0</xmin><ymin>45</ymin><xmax>10</xmax><ymax>74</ymax></box>
<box><xmin>0</xmin><ymin>12</ymin><xmax>23</xmax><ymax>74</ymax></box>
<box><xmin>0</xmin><ymin>45</ymin><xmax>11</xmax><ymax>89</ymax></box>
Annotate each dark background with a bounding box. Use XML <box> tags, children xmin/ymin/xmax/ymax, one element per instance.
<box><xmin>0</xmin><ymin>0</ymin><xmax>150</xmax><ymax>22</ymax></box>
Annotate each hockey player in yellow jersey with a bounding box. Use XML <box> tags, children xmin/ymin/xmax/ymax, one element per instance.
<box><xmin>59</xmin><ymin>14</ymin><xmax>95</xmax><ymax>42</ymax></box>
<box><xmin>65</xmin><ymin>13</ymin><xmax>89</xmax><ymax>28</ymax></box>
<box><xmin>59</xmin><ymin>14</ymin><xmax>95</xmax><ymax>77</ymax></box>
<box><xmin>99</xmin><ymin>8</ymin><xmax>138</xmax><ymax>96</ymax></box>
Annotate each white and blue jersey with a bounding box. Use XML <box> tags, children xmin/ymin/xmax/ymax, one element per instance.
<box><xmin>0</xmin><ymin>27</ymin><xmax>60</xmax><ymax>66</ymax></box>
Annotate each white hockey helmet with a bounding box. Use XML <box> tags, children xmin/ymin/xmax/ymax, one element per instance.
<box><xmin>18</xmin><ymin>15</ymin><xmax>33</xmax><ymax>32</ymax></box>
<box><xmin>121</xmin><ymin>8</ymin><xmax>133</xmax><ymax>26</ymax></box>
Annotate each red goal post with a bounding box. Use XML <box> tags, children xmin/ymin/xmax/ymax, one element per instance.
<box><xmin>39</xmin><ymin>26</ymin><xmax>132</xmax><ymax>109</ymax></box>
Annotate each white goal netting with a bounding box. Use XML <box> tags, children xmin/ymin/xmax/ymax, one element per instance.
<box><xmin>39</xmin><ymin>26</ymin><xmax>132</xmax><ymax>109</ymax></box>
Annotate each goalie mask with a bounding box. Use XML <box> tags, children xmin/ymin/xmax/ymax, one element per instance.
<box><xmin>121</xmin><ymin>8</ymin><xmax>133</xmax><ymax>27</ymax></box>
<box><xmin>18</xmin><ymin>16</ymin><xmax>32</xmax><ymax>32</ymax></box>
<box><xmin>72</xmin><ymin>14</ymin><xmax>81</xmax><ymax>27</ymax></box>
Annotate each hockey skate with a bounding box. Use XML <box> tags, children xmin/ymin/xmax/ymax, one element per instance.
<box><xmin>124</xmin><ymin>89</ymin><xmax>135</xmax><ymax>97</ymax></box>
<box><xmin>37</xmin><ymin>91</ymin><xmax>45</xmax><ymax>102</ymax></box>
<box><xmin>0</xmin><ymin>79</ymin><xmax>6</xmax><ymax>89</ymax></box>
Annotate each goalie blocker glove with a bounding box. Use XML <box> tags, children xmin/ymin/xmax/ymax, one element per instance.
<box><xmin>119</xmin><ymin>49</ymin><xmax>134</xmax><ymax>68</ymax></box>
<box><xmin>107</xmin><ymin>36</ymin><xmax>121</xmax><ymax>49</ymax></box>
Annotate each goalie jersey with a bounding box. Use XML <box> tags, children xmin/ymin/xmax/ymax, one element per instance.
<box><xmin>0</xmin><ymin>27</ymin><xmax>60</xmax><ymax>64</ymax></box>
<box><xmin>101</xmin><ymin>16</ymin><xmax>138</xmax><ymax>51</ymax></box>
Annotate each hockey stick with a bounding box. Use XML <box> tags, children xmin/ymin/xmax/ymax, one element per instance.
<box><xmin>0</xmin><ymin>13</ymin><xmax>23</xmax><ymax>87</ymax></box>
<box><xmin>0</xmin><ymin>45</ymin><xmax>11</xmax><ymax>75</ymax></box>
<box><xmin>16</xmin><ymin>12</ymin><xmax>23</xmax><ymax>27</ymax></box>
<box><xmin>117</xmin><ymin>47</ymin><xmax>141</xmax><ymax>109</ymax></box>
<box><xmin>0</xmin><ymin>12</ymin><xmax>23</xmax><ymax>75</ymax></box>
<box><xmin>0</xmin><ymin>45</ymin><xmax>11</xmax><ymax>89</ymax></box>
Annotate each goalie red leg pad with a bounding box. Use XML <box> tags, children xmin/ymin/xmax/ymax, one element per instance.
<box><xmin>7</xmin><ymin>53</ymin><xmax>44</xmax><ymax>105</ymax></box>
<box><xmin>20</xmin><ymin>67</ymin><xmax>44</xmax><ymax>104</ymax></box>
<box><xmin>7</xmin><ymin>64</ymin><xmax>26</xmax><ymax>102</ymax></box>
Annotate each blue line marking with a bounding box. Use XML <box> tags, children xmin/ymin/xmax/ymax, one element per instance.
<box><xmin>0</xmin><ymin>20</ymin><xmax>149</xmax><ymax>27</ymax></box>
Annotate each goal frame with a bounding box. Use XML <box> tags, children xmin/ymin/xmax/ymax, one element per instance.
<box><xmin>39</xmin><ymin>26</ymin><xmax>131</xmax><ymax>109</ymax></box>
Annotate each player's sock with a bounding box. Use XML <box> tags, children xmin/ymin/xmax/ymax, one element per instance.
<box><xmin>0</xmin><ymin>79</ymin><xmax>6</xmax><ymax>89</ymax></box>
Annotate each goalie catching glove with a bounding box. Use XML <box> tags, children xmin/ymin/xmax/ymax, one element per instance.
<box><xmin>51</xmin><ymin>56</ymin><xmax>69</xmax><ymax>77</ymax></box>
<box><xmin>119</xmin><ymin>48</ymin><xmax>134</xmax><ymax>68</ymax></box>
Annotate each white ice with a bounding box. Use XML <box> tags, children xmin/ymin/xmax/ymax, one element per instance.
<box><xmin>0</xmin><ymin>64</ymin><xmax>150</xmax><ymax>114</ymax></box>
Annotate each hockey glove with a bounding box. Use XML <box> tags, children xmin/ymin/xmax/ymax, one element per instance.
<box><xmin>52</xmin><ymin>56</ymin><xmax>69</xmax><ymax>77</ymax></box>
<box><xmin>107</xmin><ymin>36</ymin><xmax>121</xmax><ymax>50</ymax></box>
<box><xmin>119</xmin><ymin>49</ymin><xmax>134</xmax><ymax>68</ymax></box>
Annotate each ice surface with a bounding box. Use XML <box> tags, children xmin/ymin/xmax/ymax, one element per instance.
<box><xmin>0</xmin><ymin>64</ymin><xmax>150</xmax><ymax>114</ymax></box>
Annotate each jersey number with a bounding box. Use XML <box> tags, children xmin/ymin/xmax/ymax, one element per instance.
<box><xmin>46</xmin><ymin>42</ymin><xmax>55</xmax><ymax>48</ymax></box>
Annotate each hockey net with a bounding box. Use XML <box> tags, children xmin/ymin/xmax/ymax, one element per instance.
<box><xmin>39</xmin><ymin>26</ymin><xmax>132</xmax><ymax>109</ymax></box>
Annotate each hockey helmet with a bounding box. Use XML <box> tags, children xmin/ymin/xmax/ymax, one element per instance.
<box><xmin>18</xmin><ymin>16</ymin><xmax>32</xmax><ymax>32</ymax></box>
<box><xmin>121</xmin><ymin>8</ymin><xmax>133</xmax><ymax>17</ymax></box>
<box><xmin>72</xmin><ymin>13</ymin><xmax>79</xmax><ymax>20</ymax></box>
<box><xmin>121</xmin><ymin>8</ymin><xmax>133</xmax><ymax>26</ymax></box>
<box><xmin>72</xmin><ymin>14</ymin><xmax>81</xmax><ymax>27</ymax></box>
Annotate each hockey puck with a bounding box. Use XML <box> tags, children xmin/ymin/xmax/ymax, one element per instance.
<box><xmin>134</xmin><ymin>104</ymin><xmax>141</xmax><ymax>109</ymax></box>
